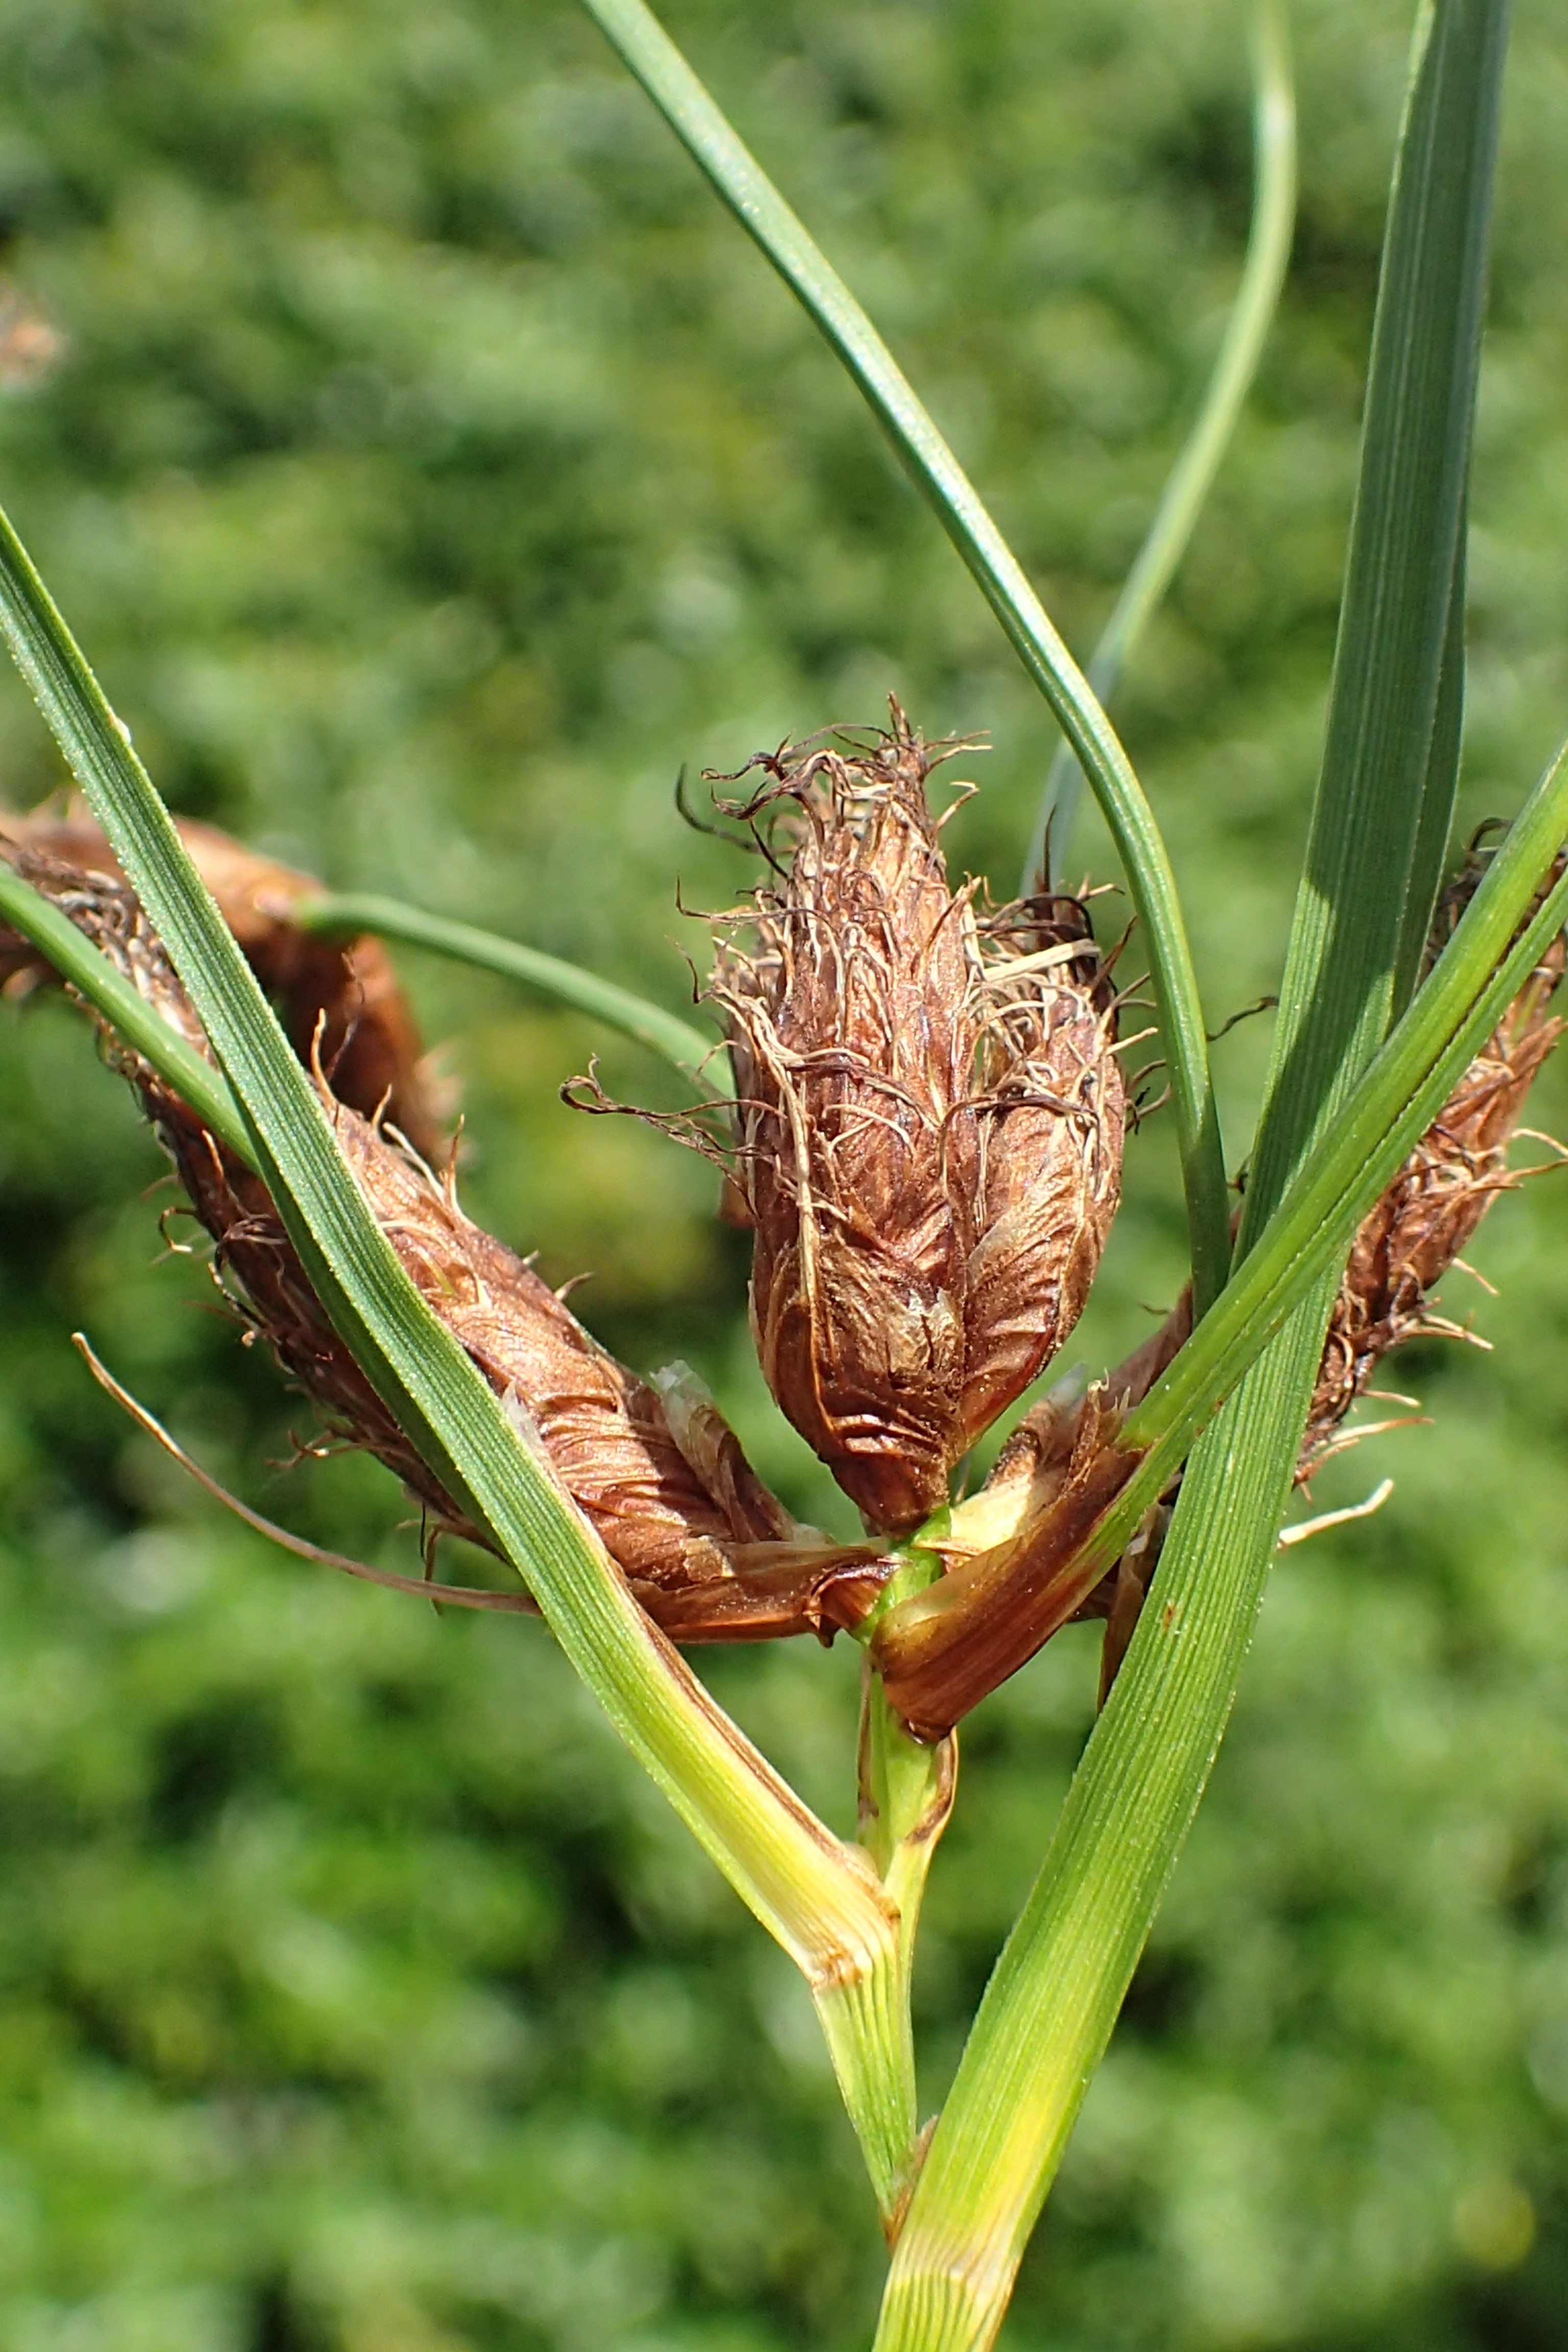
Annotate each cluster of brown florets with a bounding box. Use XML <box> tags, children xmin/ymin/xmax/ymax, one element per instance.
<box><xmin>1</xmin><ymin>720</ymin><xmax>1561</xmax><ymax>1743</ymax></box>
<box><xmin>1300</xmin><ymin>851</ymin><xmax>1566</xmax><ymax>1475</ymax></box>
<box><xmin>706</xmin><ymin>707</ymin><xmax>1123</xmax><ymax>1534</ymax></box>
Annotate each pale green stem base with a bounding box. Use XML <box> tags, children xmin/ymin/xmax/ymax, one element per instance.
<box><xmin>873</xmin><ymin>1296</ymin><xmax>1332</xmax><ymax>2351</ymax></box>
<box><xmin>814</xmin><ymin>1925</ymin><xmax>925</xmax><ymax>2235</ymax></box>
<box><xmin>850</xmin><ymin>1539</ymin><xmax>958</xmax><ymax>2232</ymax></box>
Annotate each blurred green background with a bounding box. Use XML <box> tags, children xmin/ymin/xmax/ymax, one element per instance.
<box><xmin>0</xmin><ymin>0</ymin><xmax>1566</xmax><ymax>2344</ymax></box>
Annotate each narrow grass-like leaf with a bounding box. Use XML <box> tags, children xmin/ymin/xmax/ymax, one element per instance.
<box><xmin>578</xmin><ymin>0</ymin><xmax>1231</xmax><ymax>1314</ymax></box>
<box><xmin>296</xmin><ymin>890</ymin><xmax>720</xmax><ymax>1091</ymax></box>
<box><xmin>1391</xmin><ymin>525</ymin><xmax>1468</xmax><ymax>1017</ymax></box>
<box><xmin>1243</xmin><ymin>0</ymin><xmax>1507</xmax><ymax>1228</ymax></box>
<box><xmin>873</xmin><ymin>1304</ymin><xmax>1332</xmax><ymax>2352</ymax></box>
<box><xmin>878</xmin><ymin>9</ymin><xmax>1513</xmax><ymax>2339</ymax></box>
<box><xmin>0</xmin><ymin>498</ymin><xmax>919</xmax><ymax>2223</ymax></box>
<box><xmin>1026</xmin><ymin>0</ymin><xmax>1296</xmax><ymax>887</ymax></box>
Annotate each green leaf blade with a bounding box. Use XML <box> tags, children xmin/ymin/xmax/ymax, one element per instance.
<box><xmin>878</xmin><ymin>8</ymin><xmax>1517</xmax><ymax>2340</ymax></box>
<box><xmin>1243</xmin><ymin>0</ymin><xmax>1510</xmax><ymax>1230</ymax></box>
<box><xmin>578</xmin><ymin>0</ymin><xmax>1231</xmax><ymax>1313</ymax></box>
<box><xmin>296</xmin><ymin>890</ymin><xmax>721</xmax><ymax>1091</ymax></box>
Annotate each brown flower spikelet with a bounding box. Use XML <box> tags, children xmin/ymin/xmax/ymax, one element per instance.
<box><xmin>1301</xmin><ymin>856</ymin><xmax>1566</xmax><ymax>1471</ymax></box>
<box><xmin>712</xmin><ymin>705</ymin><xmax>1123</xmax><ymax>1532</ymax></box>
<box><xmin>0</xmin><ymin>842</ymin><xmax>883</xmax><ymax>1644</ymax></box>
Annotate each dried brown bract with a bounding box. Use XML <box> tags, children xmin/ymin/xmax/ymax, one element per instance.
<box><xmin>710</xmin><ymin>703</ymin><xmax>1123</xmax><ymax>1532</ymax></box>
<box><xmin>0</xmin><ymin>842</ymin><xmax>886</xmax><ymax>1646</ymax></box>
<box><xmin>0</xmin><ymin>802</ymin><xmax>447</xmax><ymax>1161</ymax></box>
<box><xmin>870</xmin><ymin>1294</ymin><xmax>1191</xmax><ymax>1741</ymax></box>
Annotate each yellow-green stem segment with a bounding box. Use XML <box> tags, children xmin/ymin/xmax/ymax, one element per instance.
<box><xmin>855</xmin><ymin>1535</ymin><xmax>959</xmax><ymax>2231</ymax></box>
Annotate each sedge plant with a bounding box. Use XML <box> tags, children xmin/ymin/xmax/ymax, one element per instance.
<box><xmin>0</xmin><ymin>1</ymin><xmax>1561</xmax><ymax>2344</ymax></box>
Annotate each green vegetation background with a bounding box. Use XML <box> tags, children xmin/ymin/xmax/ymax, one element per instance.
<box><xmin>0</xmin><ymin>1</ymin><xmax>1566</xmax><ymax>2345</ymax></box>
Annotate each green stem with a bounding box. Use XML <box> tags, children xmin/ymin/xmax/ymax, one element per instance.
<box><xmin>296</xmin><ymin>890</ymin><xmax>720</xmax><ymax>1091</ymax></box>
<box><xmin>875</xmin><ymin>1300</ymin><xmax>1331</xmax><ymax>2352</ymax></box>
<box><xmin>0</xmin><ymin>493</ymin><xmax>912</xmax><ymax>2225</ymax></box>
<box><xmin>1026</xmin><ymin>0</ymin><xmax>1297</xmax><ymax>887</ymax></box>
<box><xmin>854</xmin><ymin>1537</ymin><xmax>958</xmax><ymax>2228</ymax></box>
<box><xmin>578</xmin><ymin>0</ymin><xmax>1231</xmax><ymax>1317</ymax></box>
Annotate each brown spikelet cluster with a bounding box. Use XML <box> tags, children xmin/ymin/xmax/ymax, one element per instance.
<box><xmin>1301</xmin><ymin>857</ymin><xmax>1567</xmax><ymax>1474</ymax></box>
<box><xmin>0</xmin><ymin>834</ymin><xmax>885</xmax><ymax>1646</ymax></box>
<box><xmin>5</xmin><ymin>749</ymin><xmax>1561</xmax><ymax>1742</ymax></box>
<box><xmin>710</xmin><ymin>704</ymin><xmax>1124</xmax><ymax>1532</ymax></box>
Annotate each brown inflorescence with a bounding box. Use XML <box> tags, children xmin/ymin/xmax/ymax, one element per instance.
<box><xmin>710</xmin><ymin>705</ymin><xmax>1124</xmax><ymax>1533</ymax></box>
<box><xmin>14</xmin><ymin>780</ymin><xmax>1556</xmax><ymax>1736</ymax></box>
<box><xmin>1300</xmin><ymin>855</ymin><xmax>1566</xmax><ymax>1474</ymax></box>
<box><xmin>0</xmin><ymin>835</ymin><xmax>887</xmax><ymax>1646</ymax></box>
